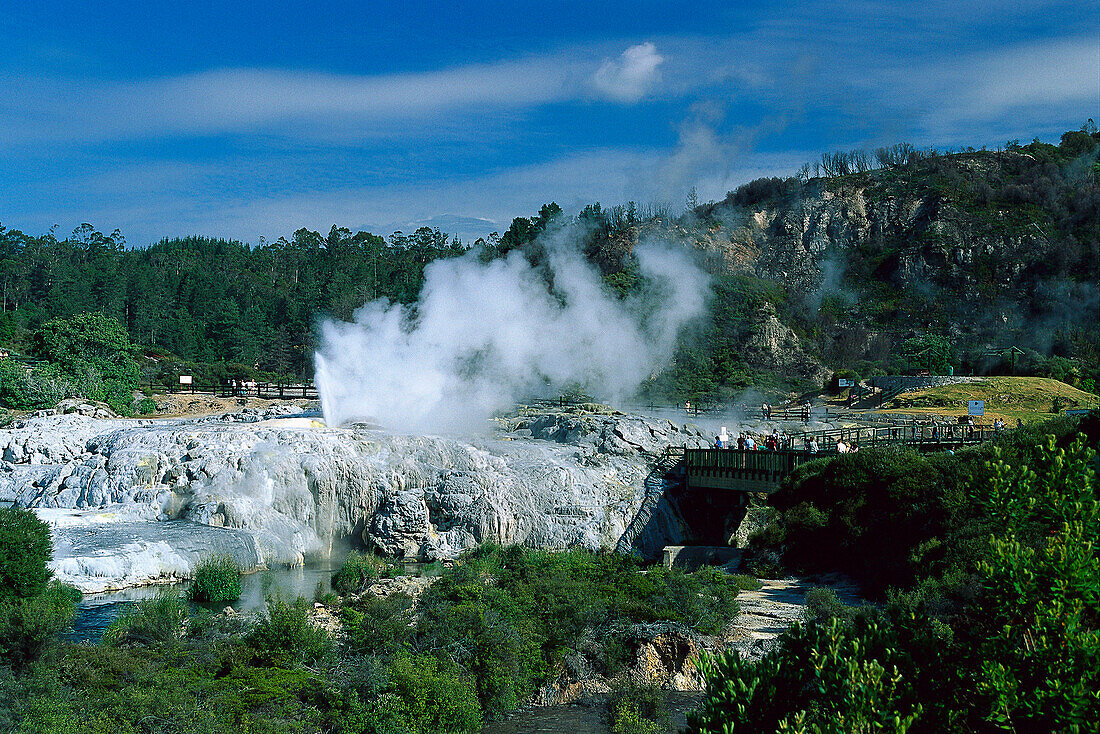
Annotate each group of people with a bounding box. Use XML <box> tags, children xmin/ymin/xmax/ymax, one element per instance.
<box><xmin>715</xmin><ymin>428</ymin><xmax>798</xmax><ymax>452</ymax></box>
<box><xmin>231</xmin><ymin>379</ymin><xmax>258</xmax><ymax>395</ymax></box>
<box><xmin>712</xmin><ymin>429</ymin><xmax>862</xmax><ymax>455</ymax></box>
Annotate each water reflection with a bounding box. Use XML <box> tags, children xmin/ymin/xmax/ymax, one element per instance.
<box><xmin>68</xmin><ymin>561</ymin><xmax>339</xmax><ymax>643</ymax></box>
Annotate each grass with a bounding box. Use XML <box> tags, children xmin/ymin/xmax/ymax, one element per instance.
<box><xmin>878</xmin><ymin>376</ymin><xmax>1098</xmax><ymax>423</ymax></box>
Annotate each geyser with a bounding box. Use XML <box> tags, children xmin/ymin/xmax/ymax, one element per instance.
<box><xmin>314</xmin><ymin>232</ymin><xmax>709</xmax><ymax>432</ymax></box>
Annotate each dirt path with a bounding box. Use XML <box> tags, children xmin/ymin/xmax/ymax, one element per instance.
<box><xmin>150</xmin><ymin>393</ymin><xmax>319</xmax><ymax>418</ymax></box>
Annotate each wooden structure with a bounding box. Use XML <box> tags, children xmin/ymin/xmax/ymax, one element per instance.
<box><xmin>682</xmin><ymin>426</ymin><xmax>996</xmax><ymax>494</ymax></box>
<box><xmin>683</xmin><ymin>448</ymin><xmax>823</xmax><ymax>493</ymax></box>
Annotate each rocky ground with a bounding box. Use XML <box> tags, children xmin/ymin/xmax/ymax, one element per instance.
<box><xmin>1</xmin><ymin>405</ymin><xmax>715</xmax><ymax>592</ymax></box>
<box><xmin>480</xmin><ymin>575</ymin><xmax>863</xmax><ymax>734</ymax></box>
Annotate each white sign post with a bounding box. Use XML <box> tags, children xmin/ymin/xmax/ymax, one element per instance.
<box><xmin>179</xmin><ymin>375</ymin><xmax>193</xmax><ymax>393</ymax></box>
<box><xmin>968</xmin><ymin>400</ymin><xmax>984</xmax><ymax>417</ymax></box>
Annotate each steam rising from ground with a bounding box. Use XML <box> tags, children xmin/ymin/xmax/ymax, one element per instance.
<box><xmin>315</xmin><ymin>234</ymin><xmax>709</xmax><ymax>432</ymax></box>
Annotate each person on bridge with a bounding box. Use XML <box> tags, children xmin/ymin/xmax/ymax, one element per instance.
<box><xmin>714</xmin><ymin>435</ymin><xmax>724</xmax><ymax>449</ymax></box>
<box><xmin>808</xmin><ymin>438</ymin><xmax>819</xmax><ymax>453</ymax></box>
<box><xmin>836</xmin><ymin>439</ymin><xmax>849</xmax><ymax>454</ymax></box>
<box><xmin>745</xmin><ymin>434</ymin><xmax>756</xmax><ymax>450</ymax></box>
<box><xmin>737</xmin><ymin>433</ymin><xmax>746</xmax><ymax>451</ymax></box>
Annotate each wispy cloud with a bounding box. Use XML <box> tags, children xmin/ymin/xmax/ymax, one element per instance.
<box><xmin>1</xmin><ymin>42</ymin><xmax>677</xmax><ymax>145</ymax></box>
<box><xmin>591</xmin><ymin>42</ymin><xmax>665</xmax><ymax>102</ymax></box>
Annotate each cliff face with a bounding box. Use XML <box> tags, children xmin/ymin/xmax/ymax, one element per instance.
<box><xmin>676</xmin><ymin>146</ymin><xmax>1100</xmax><ymax>382</ymax></box>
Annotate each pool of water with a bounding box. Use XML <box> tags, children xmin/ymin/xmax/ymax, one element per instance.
<box><xmin>67</xmin><ymin>561</ymin><xmax>341</xmax><ymax>643</ymax></box>
<box><xmin>67</xmin><ymin>559</ymin><xmax>443</xmax><ymax>643</ymax></box>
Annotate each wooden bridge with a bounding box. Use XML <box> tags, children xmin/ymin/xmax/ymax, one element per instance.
<box><xmin>682</xmin><ymin>448</ymin><xmax>822</xmax><ymax>494</ymax></box>
<box><xmin>679</xmin><ymin>423</ymin><xmax>999</xmax><ymax>494</ymax></box>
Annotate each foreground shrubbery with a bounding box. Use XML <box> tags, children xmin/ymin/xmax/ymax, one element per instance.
<box><xmin>341</xmin><ymin>545</ymin><xmax>741</xmax><ymax>718</ymax></box>
<box><xmin>691</xmin><ymin>419</ymin><xmax>1099</xmax><ymax>732</ymax></box>
<box><xmin>0</xmin><ymin>541</ymin><xmax>746</xmax><ymax>733</ymax></box>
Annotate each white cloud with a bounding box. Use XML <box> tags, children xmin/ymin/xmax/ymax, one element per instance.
<box><xmin>1</xmin><ymin>41</ymin><xmax>677</xmax><ymax>145</ymax></box>
<box><xmin>0</xmin><ymin>58</ymin><xmax>579</xmax><ymax>143</ymax></box>
<box><xmin>591</xmin><ymin>42</ymin><xmax>665</xmax><ymax>102</ymax></box>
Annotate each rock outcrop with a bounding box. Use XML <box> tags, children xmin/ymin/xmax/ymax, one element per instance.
<box><xmin>0</xmin><ymin>409</ymin><xmax>708</xmax><ymax>591</ymax></box>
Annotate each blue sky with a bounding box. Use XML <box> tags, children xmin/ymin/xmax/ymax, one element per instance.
<box><xmin>1</xmin><ymin>1</ymin><xmax>1096</xmax><ymax>245</ymax></box>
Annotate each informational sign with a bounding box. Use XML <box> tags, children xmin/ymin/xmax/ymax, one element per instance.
<box><xmin>838</xmin><ymin>378</ymin><xmax>854</xmax><ymax>387</ymax></box>
<box><xmin>179</xmin><ymin>375</ymin><xmax>193</xmax><ymax>385</ymax></box>
<box><xmin>968</xmin><ymin>400</ymin><xmax>984</xmax><ymax>416</ymax></box>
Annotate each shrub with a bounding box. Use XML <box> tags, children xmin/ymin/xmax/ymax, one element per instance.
<box><xmin>102</xmin><ymin>592</ymin><xmax>188</xmax><ymax>647</ymax></box>
<box><xmin>136</xmin><ymin>397</ymin><xmax>157</xmax><ymax>415</ymax></box>
<box><xmin>341</xmin><ymin>592</ymin><xmax>417</xmax><ymax>656</ymax></box>
<box><xmin>0</xmin><ymin>506</ymin><xmax>53</xmax><ymax>601</ymax></box>
<box><xmin>0</xmin><ymin>581</ymin><xmax>80</xmax><ymax>669</ymax></box>
<box><xmin>684</xmin><ymin>619</ymin><xmax>922</xmax><ymax>734</ymax></box>
<box><xmin>246</xmin><ymin>596</ymin><xmax>333</xmax><ymax>667</ymax></box>
<box><xmin>804</xmin><ymin>586</ymin><xmax>854</xmax><ymax>623</ymax></box>
<box><xmin>386</xmin><ymin>653</ymin><xmax>482</xmax><ymax>734</ymax></box>
<box><xmin>331</xmin><ymin>551</ymin><xmax>393</xmax><ymax>595</ymax></box>
<box><xmin>0</xmin><ymin>360</ymin><xmax>67</xmax><ymax>410</ymax></box>
<box><xmin>186</xmin><ymin>554</ymin><xmax>242</xmax><ymax>603</ymax></box>
<box><xmin>731</xmin><ymin>574</ymin><xmax>762</xmax><ymax>592</ymax></box>
<box><xmin>608</xmin><ymin>681</ymin><xmax>669</xmax><ymax>734</ymax></box>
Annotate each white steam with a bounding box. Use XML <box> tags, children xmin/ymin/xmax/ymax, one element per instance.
<box><xmin>314</xmin><ymin>234</ymin><xmax>709</xmax><ymax>432</ymax></box>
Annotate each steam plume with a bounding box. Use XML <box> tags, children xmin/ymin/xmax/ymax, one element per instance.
<box><xmin>314</xmin><ymin>231</ymin><xmax>709</xmax><ymax>432</ymax></box>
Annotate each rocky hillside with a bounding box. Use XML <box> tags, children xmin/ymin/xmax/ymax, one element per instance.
<box><xmin>627</xmin><ymin>131</ymin><xmax>1100</xmax><ymax>398</ymax></box>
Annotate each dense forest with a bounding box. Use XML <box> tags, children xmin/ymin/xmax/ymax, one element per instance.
<box><xmin>0</xmin><ymin>125</ymin><xmax>1097</xmax><ymax>412</ymax></box>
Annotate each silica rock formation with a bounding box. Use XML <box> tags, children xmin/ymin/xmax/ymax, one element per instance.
<box><xmin>0</xmin><ymin>408</ymin><xmax>708</xmax><ymax>592</ymax></box>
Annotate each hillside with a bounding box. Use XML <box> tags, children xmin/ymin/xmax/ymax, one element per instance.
<box><xmin>0</xmin><ymin>127</ymin><xmax>1097</xmax><ymax>406</ymax></box>
<box><xmin>881</xmin><ymin>376</ymin><xmax>1098</xmax><ymax>422</ymax></box>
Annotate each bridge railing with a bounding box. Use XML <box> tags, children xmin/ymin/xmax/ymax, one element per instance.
<box><xmin>787</xmin><ymin>422</ymin><xmax>995</xmax><ymax>449</ymax></box>
<box><xmin>143</xmin><ymin>381</ymin><xmax>318</xmax><ymax>400</ymax></box>
<box><xmin>685</xmin><ymin>448</ymin><xmax>824</xmax><ymax>474</ymax></box>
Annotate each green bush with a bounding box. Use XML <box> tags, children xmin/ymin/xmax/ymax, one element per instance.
<box><xmin>0</xmin><ymin>360</ymin><xmax>67</xmax><ymax>411</ymax></box>
<box><xmin>689</xmin><ymin>432</ymin><xmax>1099</xmax><ymax>732</ymax></box>
<box><xmin>0</xmin><ymin>581</ymin><xmax>80</xmax><ymax>669</ymax></box>
<box><xmin>730</xmin><ymin>574</ymin><xmax>762</xmax><ymax>592</ymax></box>
<box><xmin>186</xmin><ymin>555</ymin><xmax>242</xmax><ymax>603</ymax></box>
<box><xmin>406</xmin><ymin>545</ymin><xmax>746</xmax><ymax>717</ymax></box>
<box><xmin>102</xmin><ymin>592</ymin><xmax>188</xmax><ymax>647</ymax></box>
<box><xmin>0</xmin><ymin>506</ymin><xmax>54</xmax><ymax>601</ymax></box>
<box><xmin>331</xmin><ymin>551</ymin><xmax>393</xmax><ymax>595</ymax></box>
<box><xmin>685</xmin><ymin>619</ymin><xmax>923</xmax><ymax>734</ymax></box>
<box><xmin>608</xmin><ymin>681</ymin><xmax>669</xmax><ymax>734</ymax></box>
<box><xmin>136</xmin><ymin>397</ymin><xmax>157</xmax><ymax>415</ymax></box>
<box><xmin>341</xmin><ymin>592</ymin><xmax>417</xmax><ymax>656</ymax></box>
<box><xmin>386</xmin><ymin>653</ymin><xmax>482</xmax><ymax>734</ymax></box>
<box><xmin>804</xmin><ymin>586</ymin><xmax>854</xmax><ymax>623</ymax></box>
<box><xmin>246</xmin><ymin>596</ymin><xmax>333</xmax><ymax>668</ymax></box>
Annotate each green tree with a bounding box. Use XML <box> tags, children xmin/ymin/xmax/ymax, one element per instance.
<box><xmin>0</xmin><ymin>507</ymin><xmax>78</xmax><ymax>669</ymax></box>
<box><xmin>31</xmin><ymin>312</ymin><xmax>139</xmax><ymax>376</ymax></box>
<box><xmin>0</xmin><ymin>506</ymin><xmax>53</xmax><ymax>600</ymax></box>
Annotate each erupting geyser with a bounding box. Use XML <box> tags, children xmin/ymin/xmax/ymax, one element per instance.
<box><xmin>314</xmin><ymin>234</ymin><xmax>710</xmax><ymax>432</ymax></box>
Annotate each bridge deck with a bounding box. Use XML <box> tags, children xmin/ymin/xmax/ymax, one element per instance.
<box><xmin>684</xmin><ymin>448</ymin><xmax>824</xmax><ymax>493</ymax></box>
<box><xmin>682</xmin><ymin>426</ymin><xmax>996</xmax><ymax>493</ymax></box>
